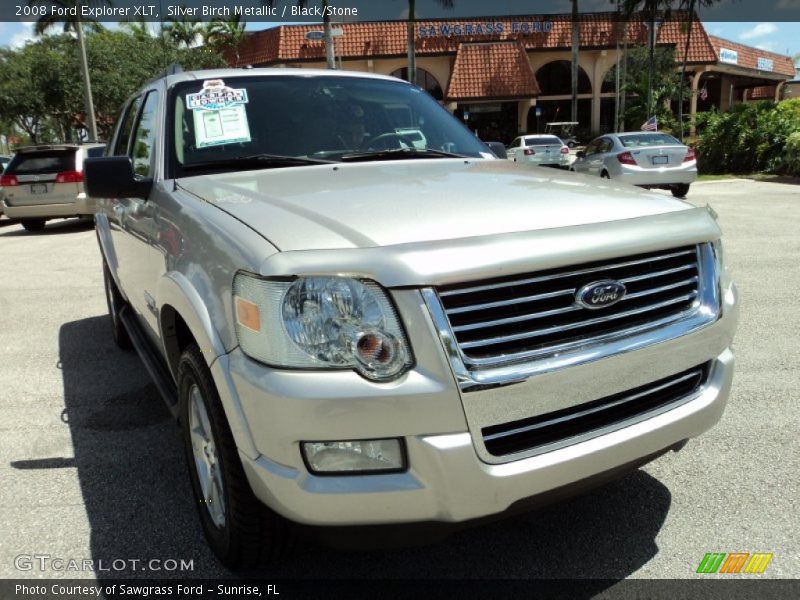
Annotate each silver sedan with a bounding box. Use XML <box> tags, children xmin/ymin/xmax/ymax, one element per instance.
<box><xmin>571</xmin><ymin>132</ymin><xmax>697</xmax><ymax>197</ymax></box>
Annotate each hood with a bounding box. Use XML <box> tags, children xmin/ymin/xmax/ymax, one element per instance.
<box><xmin>178</xmin><ymin>159</ymin><xmax>692</xmax><ymax>251</ymax></box>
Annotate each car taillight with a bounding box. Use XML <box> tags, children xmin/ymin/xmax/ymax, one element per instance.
<box><xmin>560</xmin><ymin>147</ymin><xmax>570</xmax><ymax>154</ymax></box>
<box><xmin>523</xmin><ymin>148</ymin><xmax>535</xmax><ymax>156</ymax></box>
<box><xmin>683</xmin><ymin>147</ymin><xmax>696</xmax><ymax>163</ymax></box>
<box><xmin>55</xmin><ymin>170</ymin><xmax>83</xmax><ymax>184</ymax></box>
<box><xmin>617</xmin><ymin>151</ymin><xmax>637</xmax><ymax>165</ymax></box>
<box><xmin>0</xmin><ymin>174</ymin><xmax>18</xmax><ymax>186</ymax></box>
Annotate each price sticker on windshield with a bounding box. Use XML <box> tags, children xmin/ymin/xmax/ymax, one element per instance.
<box><xmin>188</xmin><ymin>79</ymin><xmax>252</xmax><ymax>148</ymax></box>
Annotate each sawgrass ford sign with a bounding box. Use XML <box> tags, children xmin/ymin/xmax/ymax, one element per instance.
<box><xmin>418</xmin><ymin>20</ymin><xmax>554</xmax><ymax>37</ymax></box>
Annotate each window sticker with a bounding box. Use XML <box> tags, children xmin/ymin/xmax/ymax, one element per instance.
<box><xmin>187</xmin><ymin>80</ymin><xmax>252</xmax><ymax>148</ymax></box>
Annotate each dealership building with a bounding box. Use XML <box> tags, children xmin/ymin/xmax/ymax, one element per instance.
<box><xmin>230</xmin><ymin>12</ymin><xmax>796</xmax><ymax>141</ymax></box>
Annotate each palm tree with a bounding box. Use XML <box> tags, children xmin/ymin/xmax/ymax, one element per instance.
<box><xmin>621</xmin><ymin>0</ymin><xmax>721</xmax><ymax>136</ymax></box>
<box><xmin>163</xmin><ymin>8</ymin><xmax>202</xmax><ymax>48</ymax></box>
<box><xmin>27</xmin><ymin>0</ymin><xmax>111</xmax><ymax>141</ymax></box>
<box><xmin>205</xmin><ymin>16</ymin><xmax>247</xmax><ymax>62</ymax></box>
<box><xmin>122</xmin><ymin>16</ymin><xmax>153</xmax><ymax>42</ymax></box>
<box><xmin>405</xmin><ymin>0</ymin><xmax>453</xmax><ymax>86</ymax></box>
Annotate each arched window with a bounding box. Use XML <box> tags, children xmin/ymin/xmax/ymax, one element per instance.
<box><xmin>390</xmin><ymin>67</ymin><xmax>444</xmax><ymax>101</ymax></box>
<box><xmin>535</xmin><ymin>60</ymin><xmax>591</xmax><ymax>96</ymax></box>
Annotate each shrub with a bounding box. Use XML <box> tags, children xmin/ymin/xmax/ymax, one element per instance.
<box><xmin>695</xmin><ymin>98</ymin><xmax>800</xmax><ymax>175</ymax></box>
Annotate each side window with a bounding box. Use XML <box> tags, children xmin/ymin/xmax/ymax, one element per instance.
<box><xmin>129</xmin><ymin>91</ymin><xmax>160</xmax><ymax>177</ymax></box>
<box><xmin>585</xmin><ymin>140</ymin><xmax>600</xmax><ymax>155</ymax></box>
<box><xmin>599</xmin><ymin>138</ymin><xmax>613</xmax><ymax>154</ymax></box>
<box><xmin>86</xmin><ymin>146</ymin><xmax>105</xmax><ymax>158</ymax></box>
<box><xmin>113</xmin><ymin>96</ymin><xmax>142</xmax><ymax>156</ymax></box>
<box><xmin>510</xmin><ymin>137</ymin><xmax>520</xmax><ymax>148</ymax></box>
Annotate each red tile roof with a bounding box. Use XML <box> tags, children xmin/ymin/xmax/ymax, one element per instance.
<box><xmin>446</xmin><ymin>42</ymin><xmax>540</xmax><ymax>100</ymax></box>
<box><xmin>707</xmin><ymin>35</ymin><xmax>796</xmax><ymax>77</ymax></box>
<box><xmin>230</xmin><ymin>13</ymin><xmax>794</xmax><ymax>79</ymax></box>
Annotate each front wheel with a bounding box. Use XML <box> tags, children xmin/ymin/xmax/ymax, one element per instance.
<box><xmin>21</xmin><ymin>219</ymin><xmax>46</xmax><ymax>232</ymax></box>
<box><xmin>179</xmin><ymin>345</ymin><xmax>292</xmax><ymax>569</ymax></box>
<box><xmin>671</xmin><ymin>183</ymin><xmax>690</xmax><ymax>198</ymax></box>
<box><xmin>601</xmin><ymin>170</ymin><xmax>610</xmax><ymax>179</ymax></box>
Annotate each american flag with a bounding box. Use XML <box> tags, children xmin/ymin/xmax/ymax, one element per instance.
<box><xmin>700</xmin><ymin>85</ymin><xmax>709</xmax><ymax>101</ymax></box>
<box><xmin>641</xmin><ymin>116</ymin><xmax>658</xmax><ymax>131</ymax></box>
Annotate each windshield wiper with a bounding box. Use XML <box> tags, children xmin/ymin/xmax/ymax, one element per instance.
<box><xmin>183</xmin><ymin>153</ymin><xmax>335</xmax><ymax>172</ymax></box>
<box><xmin>339</xmin><ymin>148</ymin><xmax>467</xmax><ymax>162</ymax></box>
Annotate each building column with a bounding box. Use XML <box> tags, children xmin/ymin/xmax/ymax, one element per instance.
<box><xmin>689</xmin><ymin>70</ymin><xmax>703</xmax><ymax>138</ymax></box>
<box><xmin>775</xmin><ymin>82</ymin><xmax>785</xmax><ymax>102</ymax></box>
<box><xmin>518</xmin><ymin>99</ymin><xmax>535</xmax><ymax>134</ymax></box>
<box><xmin>591</xmin><ymin>53</ymin><xmax>604</xmax><ymax>133</ymax></box>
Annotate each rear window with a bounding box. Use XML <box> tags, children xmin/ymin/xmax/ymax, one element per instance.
<box><xmin>619</xmin><ymin>133</ymin><xmax>680</xmax><ymax>147</ymax></box>
<box><xmin>524</xmin><ymin>136</ymin><xmax>562</xmax><ymax>145</ymax></box>
<box><xmin>6</xmin><ymin>150</ymin><xmax>76</xmax><ymax>175</ymax></box>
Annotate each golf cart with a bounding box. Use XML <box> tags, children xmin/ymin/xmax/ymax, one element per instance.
<box><xmin>544</xmin><ymin>122</ymin><xmax>579</xmax><ymax>148</ymax></box>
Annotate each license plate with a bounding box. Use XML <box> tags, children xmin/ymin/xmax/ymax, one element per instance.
<box><xmin>652</xmin><ymin>156</ymin><xmax>669</xmax><ymax>165</ymax></box>
<box><xmin>29</xmin><ymin>183</ymin><xmax>48</xmax><ymax>195</ymax></box>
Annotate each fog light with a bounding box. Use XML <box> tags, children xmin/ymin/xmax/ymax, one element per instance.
<box><xmin>302</xmin><ymin>439</ymin><xmax>405</xmax><ymax>474</ymax></box>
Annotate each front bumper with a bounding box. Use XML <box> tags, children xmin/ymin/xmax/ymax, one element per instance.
<box><xmin>225</xmin><ymin>279</ymin><xmax>738</xmax><ymax>527</ymax></box>
<box><xmin>0</xmin><ymin>192</ymin><xmax>95</xmax><ymax>219</ymax></box>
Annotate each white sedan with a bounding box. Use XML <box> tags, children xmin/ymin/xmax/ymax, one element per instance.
<box><xmin>571</xmin><ymin>132</ymin><xmax>697</xmax><ymax>197</ymax></box>
<box><xmin>507</xmin><ymin>134</ymin><xmax>571</xmax><ymax>168</ymax></box>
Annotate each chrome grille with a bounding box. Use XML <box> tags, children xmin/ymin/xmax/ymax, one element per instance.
<box><xmin>436</xmin><ymin>245</ymin><xmax>702</xmax><ymax>366</ymax></box>
<box><xmin>482</xmin><ymin>362</ymin><xmax>710</xmax><ymax>457</ymax></box>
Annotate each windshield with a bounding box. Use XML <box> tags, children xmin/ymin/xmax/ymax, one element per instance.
<box><xmin>6</xmin><ymin>150</ymin><xmax>76</xmax><ymax>175</ymax></box>
<box><xmin>619</xmin><ymin>133</ymin><xmax>681</xmax><ymax>147</ymax></box>
<box><xmin>169</xmin><ymin>75</ymin><xmax>489</xmax><ymax>176</ymax></box>
<box><xmin>524</xmin><ymin>136</ymin><xmax>563</xmax><ymax>146</ymax></box>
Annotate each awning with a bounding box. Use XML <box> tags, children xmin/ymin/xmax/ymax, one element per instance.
<box><xmin>446</xmin><ymin>41</ymin><xmax>540</xmax><ymax>101</ymax></box>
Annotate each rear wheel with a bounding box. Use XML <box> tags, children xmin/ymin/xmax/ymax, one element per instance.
<box><xmin>103</xmin><ymin>262</ymin><xmax>132</xmax><ymax>350</ymax></box>
<box><xmin>601</xmin><ymin>170</ymin><xmax>610</xmax><ymax>179</ymax></box>
<box><xmin>21</xmin><ymin>219</ymin><xmax>46</xmax><ymax>232</ymax></box>
<box><xmin>179</xmin><ymin>345</ymin><xmax>292</xmax><ymax>569</ymax></box>
<box><xmin>671</xmin><ymin>183</ymin><xmax>690</xmax><ymax>198</ymax></box>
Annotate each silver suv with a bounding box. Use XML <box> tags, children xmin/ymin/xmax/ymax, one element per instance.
<box><xmin>84</xmin><ymin>69</ymin><xmax>738</xmax><ymax>569</ymax></box>
<box><xmin>0</xmin><ymin>143</ymin><xmax>106</xmax><ymax>231</ymax></box>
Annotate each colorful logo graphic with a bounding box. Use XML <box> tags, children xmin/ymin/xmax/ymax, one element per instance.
<box><xmin>696</xmin><ymin>552</ymin><xmax>773</xmax><ymax>574</ymax></box>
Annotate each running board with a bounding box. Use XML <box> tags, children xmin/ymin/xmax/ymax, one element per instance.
<box><xmin>119</xmin><ymin>305</ymin><xmax>179</xmax><ymax>419</ymax></box>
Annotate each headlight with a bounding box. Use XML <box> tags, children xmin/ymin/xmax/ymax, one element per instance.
<box><xmin>233</xmin><ymin>274</ymin><xmax>413</xmax><ymax>381</ymax></box>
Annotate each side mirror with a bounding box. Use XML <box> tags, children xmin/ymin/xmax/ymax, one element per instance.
<box><xmin>84</xmin><ymin>156</ymin><xmax>152</xmax><ymax>200</ymax></box>
<box><xmin>575</xmin><ymin>151</ymin><xmax>586</xmax><ymax>159</ymax></box>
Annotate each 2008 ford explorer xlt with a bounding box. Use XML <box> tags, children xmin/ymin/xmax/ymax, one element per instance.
<box><xmin>83</xmin><ymin>69</ymin><xmax>739</xmax><ymax>569</ymax></box>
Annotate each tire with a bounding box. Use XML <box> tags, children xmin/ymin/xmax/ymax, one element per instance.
<box><xmin>601</xmin><ymin>170</ymin><xmax>610</xmax><ymax>179</ymax></box>
<box><xmin>671</xmin><ymin>183</ymin><xmax>690</xmax><ymax>198</ymax></box>
<box><xmin>103</xmin><ymin>262</ymin><xmax>132</xmax><ymax>350</ymax></box>
<box><xmin>178</xmin><ymin>345</ymin><xmax>292</xmax><ymax>569</ymax></box>
<box><xmin>21</xmin><ymin>219</ymin><xmax>46</xmax><ymax>232</ymax></box>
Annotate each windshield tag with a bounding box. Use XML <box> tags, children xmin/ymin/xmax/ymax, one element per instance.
<box><xmin>194</xmin><ymin>105</ymin><xmax>252</xmax><ymax>148</ymax></box>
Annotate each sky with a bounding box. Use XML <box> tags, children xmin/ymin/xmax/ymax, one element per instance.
<box><xmin>0</xmin><ymin>20</ymin><xmax>798</xmax><ymax>62</ymax></box>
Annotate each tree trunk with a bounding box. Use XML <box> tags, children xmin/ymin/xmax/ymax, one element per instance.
<box><xmin>678</xmin><ymin>0</ymin><xmax>696</xmax><ymax>141</ymax></box>
<box><xmin>407</xmin><ymin>0</ymin><xmax>416</xmax><ymax>85</ymax></box>
<box><xmin>571</xmin><ymin>0</ymin><xmax>579</xmax><ymax>124</ymax></box>
<box><xmin>76</xmin><ymin>17</ymin><xmax>98</xmax><ymax>141</ymax></box>
<box><xmin>323</xmin><ymin>0</ymin><xmax>335</xmax><ymax>69</ymax></box>
<box><xmin>646</xmin><ymin>2</ymin><xmax>656</xmax><ymax>120</ymax></box>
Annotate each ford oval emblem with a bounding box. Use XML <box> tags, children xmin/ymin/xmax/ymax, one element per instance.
<box><xmin>576</xmin><ymin>280</ymin><xmax>627</xmax><ymax>309</ymax></box>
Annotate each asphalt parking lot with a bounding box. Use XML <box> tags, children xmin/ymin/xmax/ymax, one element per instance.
<box><xmin>0</xmin><ymin>179</ymin><xmax>798</xmax><ymax>584</ymax></box>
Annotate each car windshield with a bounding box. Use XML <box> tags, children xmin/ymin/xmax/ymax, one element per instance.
<box><xmin>618</xmin><ymin>133</ymin><xmax>681</xmax><ymax>147</ymax></box>
<box><xmin>169</xmin><ymin>74</ymin><xmax>489</xmax><ymax>176</ymax></box>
